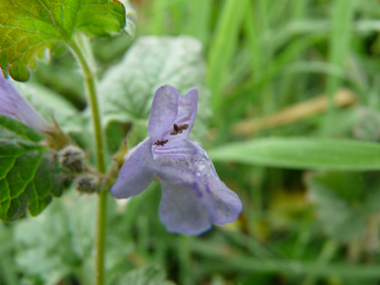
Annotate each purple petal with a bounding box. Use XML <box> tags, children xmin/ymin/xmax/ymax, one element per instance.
<box><xmin>0</xmin><ymin>76</ymin><xmax>52</xmax><ymax>132</ymax></box>
<box><xmin>159</xmin><ymin>180</ymin><xmax>212</xmax><ymax>235</ymax></box>
<box><xmin>148</xmin><ymin>85</ymin><xmax>180</xmax><ymax>142</ymax></box>
<box><xmin>111</xmin><ymin>138</ymin><xmax>155</xmax><ymax>199</ymax></box>
<box><xmin>203</xmin><ymin>177</ymin><xmax>243</xmax><ymax>226</ymax></box>
<box><xmin>154</xmin><ymin>139</ymin><xmax>242</xmax><ymax>235</ymax></box>
<box><xmin>158</xmin><ymin>172</ymin><xmax>242</xmax><ymax>235</ymax></box>
<box><xmin>150</xmin><ymin>88</ymin><xmax>199</xmax><ymax>159</ymax></box>
<box><xmin>152</xmin><ymin>88</ymin><xmax>199</xmax><ymax>141</ymax></box>
<box><xmin>175</xmin><ymin>88</ymin><xmax>198</xmax><ymax>136</ymax></box>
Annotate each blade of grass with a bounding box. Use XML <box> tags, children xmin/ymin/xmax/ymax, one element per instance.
<box><xmin>256</xmin><ymin>0</ymin><xmax>278</xmax><ymax>114</ymax></box>
<box><xmin>292</xmin><ymin>207</ymin><xmax>315</xmax><ymax>260</ymax></box>
<box><xmin>279</xmin><ymin>0</ymin><xmax>309</xmax><ymax>104</ymax></box>
<box><xmin>153</xmin><ymin>0</ymin><xmax>167</xmax><ymax>35</ymax></box>
<box><xmin>208</xmin><ymin>138</ymin><xmax>380</xmax><ymax>171</ymax></box>
<box><xmin>207</xmin><ymin>0</ymin><xmax>248</xmax><ymax>117</ymax></box>
<box><xmin>188</xmin><ymin>0</ymin><xmax>213</xmax><ymax>47</ymax></box>
<box><xmin>191</xmin><ymin>236</ymin><xmax>372</xmax><ymax>280</ymax></box>
<box><xmin>178</xmin><ymin>236</ymin><xmax>191</xmax><ymax>285</ymax></box>
<box><xmin>244</xmin><ymin>1</ymin><xmax>264</xmax><ymax>79</ymax></box>
<box><xmin>232</xmin><ymin>34</ymin><xmax>326</xmax><ymax>118</ymax></box>
<box><xmin>292</xmin><ymin>0</ymin><xmax>309</xmax><ymax>19</ymax></box>
<box><xmin>169</xmin><ymin>0</ymin><xmax>185</xmax><ymax>35</ymax></box>
<box><xmin>324</xmin><ymin>0</ymin><xmax>356</xmax><ymax>126</ymax></box>
<box><xmin>268</xmin><ymin>0</ymin><xmax>290</xmax><ymax>27</ymax></box>
<box><xmin>302</xmin><ymin>239</ymin><xmax>339</xmax><ymax>285</ymax></box>
<box><xmin>200</xmin><ymin>256</ymin><xmax>380</xmax><ymax>279</ymax></box>
<box><xmin>258</xmin><ymin>0</ymin><xmax>270</xmax><ymax>31</ymax></box>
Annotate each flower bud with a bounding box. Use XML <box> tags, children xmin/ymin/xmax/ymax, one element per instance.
<box><xmin>58</xmin><ymin>145</ymin><xmax>86</xmax><ymax>173</ymax></box>
<box><xmin>75</xmin><ymin>173</ymin><xmax>100</xmax><ymax>194</ymax></box>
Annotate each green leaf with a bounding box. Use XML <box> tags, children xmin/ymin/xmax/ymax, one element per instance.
<box><xmin>15</xmin><ymin>199</ymin><xmax>84</xmax><ymax>285</ymax></box>
<box><xmin>0</xmin><ymin>115</ymin><xmax>61</xmax><ymax>222</ymax></box>
<box><xmin>352</xmin><ymin>108</ymin><xmax>380</xmax><ymax>142</ymax></box>
<box><xmin>208</xmin><ymin>138</ymin><xmax>380</xmax><ymax>170</ymax></box>
<box><xmin>0</xmin><ymin>144</ymin><xmax>53</xmax><ymax>221</ymax></box>
<box><xmin>108</xmin><ymin>265</ymin><xmax>173</xmax><ymax>285</ymax></box>
<box><xmin>15</xmin><ymin>190</ymin><xmax>134</xmax><ymax>285</ymax></box>
<box><xmin>0</xmin><ymin>139</ymin><xmax>45</xmax><ymax>157</ymax></box>
<box><xmin>306</xmin><ymin>171</ymin><xmax>380</xmax><ymax>243</ymax></box>
<box><xmin>99</xmin><ymin>36</ymin><xmax>211</xmax><ymax>144</ymax></box>
<box><xmin>0</xmin><ymin>114</ymin><xmax>43</xmax><ymax>142</ymax></box>
<box><xmin>0</xmin><ymin>0</ymin><xmax>126</xmax><ymax>81</ymax></box>
<box><xmin>119</xmin><ymin>0</ymin><xmax>136</xmax><ymax>37</ymax></box>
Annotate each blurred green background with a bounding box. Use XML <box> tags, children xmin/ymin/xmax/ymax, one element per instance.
<box><xmin>3</xmin><ymin>0</ymin><xmax>380</xmax><ymax>284</ymax></box>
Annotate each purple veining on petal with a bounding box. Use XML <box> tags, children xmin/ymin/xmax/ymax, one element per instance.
<box><xmin>205</xmin><ymin>184</ymin><xmax>212</xmax><ymax>194</ymax></box>
<box><xmin>153</xmin><ymin>139</ymin><xmax>199</xmax><ymax>159</ymax></box>
<box><xmin>111</xmin><ymin>85</ymin><xmax>242</xmax><ymax>235</ymax></box>
<box><xmin>0</xmin><ymin>75</ymin><xmax>52</xmax><ymax>132</ymax></box>
<box><xmin>193</xmin><ymin>182</ymin><xmax>203</xmax><ymax>198</ymax></box>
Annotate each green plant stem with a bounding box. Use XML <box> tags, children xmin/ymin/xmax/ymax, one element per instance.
<box><xmin>95</xmin><ymin>190</ymin><xmax>108</xmax><ymax>284</ymax></box>
<box><xmin>302</xmin><ymin>239</ymin><xmax>339</xmax><ymax>285</ymax></box>
<box><xmin>68</xmin><ymin>40</ymin><xmax>107</xmax><ymax>285</ymax></box>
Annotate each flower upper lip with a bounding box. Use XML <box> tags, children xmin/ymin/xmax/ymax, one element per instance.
<box><xmin>111</xmin><ymin>84</ymin><xmax>242</xmax><ymax>235</ymax></box>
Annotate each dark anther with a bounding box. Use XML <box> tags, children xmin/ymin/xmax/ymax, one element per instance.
<box><xmin>170</xmin><ymin>124</ymin><xmax>179</xmax><ymax>135</ymax></box>
<box><xmin>154</xmin><ymin>139</ymin><xmax>169</xmax><ymax>147</ymax></box>
<box><xmin>170</xmin><ymin>123</ymin><xmax>189</xmax><ymax>135</ymax></box>
<box><xmin>181</xmin><ymin>124</ymin><xmax>189</xmax><ymax>130</ymax></box>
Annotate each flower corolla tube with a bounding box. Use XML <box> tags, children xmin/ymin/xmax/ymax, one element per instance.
<box><xmin>111</xmin><ymin>85</ymin><xmax>243</xmax><ymax>235</ymax></box>
<box><xmin>0</xmin><ymin>75</ymin><xmax>53</xmax><ymax>133</ymax></box>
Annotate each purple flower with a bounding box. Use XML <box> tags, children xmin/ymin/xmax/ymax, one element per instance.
<box><xmin>0</xmin><ymin>75</ymin><xmax>53</xmax><ymax>133</ymax></box>
<box><xmin>111</xmin><ymin>85</ymin><xmax>242</xmax><ymax>235</ymax></box>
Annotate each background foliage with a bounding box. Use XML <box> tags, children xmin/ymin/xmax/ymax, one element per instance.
<box><xmin>2</xmin><ymin>0</ymin><xmax>380</xmax><ymax>284</ymax></box>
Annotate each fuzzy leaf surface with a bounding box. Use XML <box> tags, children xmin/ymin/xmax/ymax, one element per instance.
<box><xmin>306</xmin><ymin>171</ymin><xmax>380</xmax><ymax>243</ymax></box>
<box><xmin>99</xmin><ymin>36</ymin><xmax>211</xmax><ymax>144</ymax></box>
<box><xmin>15</xmin><ymin>191</ymin><xmax>134</xmax><ymax>284</ymax></box>
<box><xmin>109</xmin><ymin>265</ymin><xmax>173</xmax><ymax>285</ymax></box>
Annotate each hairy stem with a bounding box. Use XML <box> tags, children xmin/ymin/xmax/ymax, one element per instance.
<box><xmin>68</xmin><ymin>39</ymin><xmax>107</xmax><ymax>285</ymax></box>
